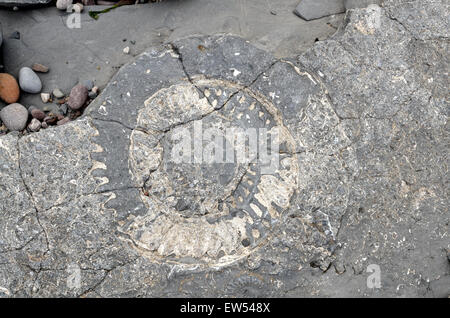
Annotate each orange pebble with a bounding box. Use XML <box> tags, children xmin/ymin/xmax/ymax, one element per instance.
<box><xmin>0</xmin><ymin>73</ymin><xmax>20</xmax><ymax>104</ymax></box>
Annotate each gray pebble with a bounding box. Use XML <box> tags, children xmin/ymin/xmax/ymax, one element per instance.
<box><xmin>28</xmin><ymin>118</ymin><xmax>41</xmax><ymax>132</ymax></box>
<box><xmin>0</xmin><ymin>103</ymin><xmax>29</xmax><ymax>131</ymax></box>
<box><xmin>53</xmin><ymin>88</ymin><xmax>65</xmax><ymax>99</ymax></box>
<box><xmin>19</xmin><ymin>67</ymin><xmax>42</xmax><ymax>94</ymax></box>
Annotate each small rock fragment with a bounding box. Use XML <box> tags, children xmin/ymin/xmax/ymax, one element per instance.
<box><xmin>19</xmin><ymin>67</ymin><xmax>42</xmax><ymax>93</ymax></box>
<box><xmin>28</xmin><ymin>118</ymin><xmax>41</xmax><ymax>132</ymax></box>
<box><xmin>0</xmin><ymin>103</ymin><xmax>28</xmax><ymax>131</ymax></box>
<box><xmin>30</xmin><ymin>107</ymin><xmax>46</xmax><ymax>120</ymax></box>
<box><xmin>41</xmin><ymin>93</ymin><xmax>50</xmax><ymax>103</ymax></box>
<box><xmin>52</xmin><ymin>88</ymin><xmax>65</xmax><ymax>99</ymax></box>
<box><xmin>91</xmin><ymin>86</ymin><xmax>98</xmax><ymax>94</ymax></box>
<box><xmin>88</xmin><ymin>91</ymin><xmax>97</xmax><ymax>99</ymax></box>
<box><xmin>0</xmin><ymin>73</ymin><xmax>20</xmax><ymax>104</ymax></box>
<box><xmin>32</xmin><ymin>63</ymin><xmax>49</xmax><ymax>73</ymax></box>
<box><xmin>60</xmin><ymin>103</ymin><xmax>68</xmax><ymax>115</ymax></box>
<box><xmin>123</xmin><ymin>46</ymin><xmax>130</xmax><ymax>54</ymax></box>
<box><xmin>57</xmin><ymin>117</ymin><xmax>70</xmax><ymax>126</ymax></box>
<box><xmin>73</xmin><ymin>3</ymin><xmax>83</xmax><ymax>13</ymax></box>
<box><xmin>41</xmin><ymin>121</ymin><xmax>48</xmax><ymax>129</ymax></box>
<box><xmin>67</xmin><ymin>84</ymin><xmax>88</xmax><ymax>110</ymax></box>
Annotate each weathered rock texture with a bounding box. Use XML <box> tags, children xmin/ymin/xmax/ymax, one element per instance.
<box><xmin>295</xmin><ymin>0</ymin><xmax>345</xmax><ymax>21</ymax></box>
<box><xmin>0</xmin><ymin>0</ymin><xmax>448</xmax><ymax>297</ymax></box>
<box><xmin>294</xmin><ymin>0</ymin><xmax>383</xmax><ymax>20</ymax></box>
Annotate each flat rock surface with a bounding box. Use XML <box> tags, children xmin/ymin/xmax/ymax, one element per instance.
<box><xmin>295</xmin><ymin>0</ymin><xmax>345</xmax><ymax>21</ymax></box>
<box><xmin>0</xmin><ymin>0</ymin><xmax>449</xmax><ymax>297</ymax></box>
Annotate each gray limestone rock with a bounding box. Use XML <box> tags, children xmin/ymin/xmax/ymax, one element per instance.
<box><xmin>0</xmin><ymin>0</ymin><xmax>448</xmax><ymax>297</ymax></box>
<box><xmin>344</xmin><ymin>0</ymin><xmax>383</xmax><ymax>9</ymax></box>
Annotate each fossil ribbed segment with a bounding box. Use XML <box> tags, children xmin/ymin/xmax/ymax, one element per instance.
<box><xmin>124</xmin><ymin>79</ymin><xmax>299</xmax><ymax>266</ymax></box>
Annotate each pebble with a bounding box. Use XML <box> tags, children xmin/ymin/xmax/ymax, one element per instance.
<box><xmin>41</xmin><ymin>121</ymin><xmax>48</xmax><ymax>129</ymax></box>
<box><xmin>123</xmin><ymin>46</ymin><xmax>130</xmax><ymax>54</ymax></box>
<box><xmin>67</xmin><ymin>84</ymin><xmax>88</xmax><ymax>110</ymax></box>
<box><xmin>83</xmin><ymin>79</ymin><xmax>94</xmax><ymax>90</ymax></box>
<box><xmin>56</xmin><ymin>0</ymin><xmax>72</xmax><ymax>10</ymax></box>
<box><xmin>0</xmin><ymin>73</ymin><xmax>20</xmax><ymax>104</ymax></box>
<box><xmin>28</xmin><ymin>118</ymin><xmax>41</xmax><ymax>132</ymax></box>
<box><xmin>30</xmin><ymin>107</ymin><xmax>46</xmax><ymax>120</ymax></box>
<box><xmin>91</xmin><ymin>86</ymin><xmax>99</xmax><ymax>94</ymax></box>
<box><xmin>57</xmin><ymin>117</ymin><xmax>70</xmax><ymax>126</ymax></box>
<box><xmin>88</xmin><ymin>91</ymin><xmax>97</xmax><ymax>99</ymax></box>
<box><xmin>32</xmin><ymin>63</ymin><xmax>49</xmax><ymax>73</ymax></box>
<box><xmin>0</xmin><ymin>103</ymin><xmax>29</xmax><ymax>131</ymax></box>
<box><xmin>53</xmin><ymin>88</ymin><xmax>65</xmax><ymax>99</ymax></box>
<box><xmin>73</xmin><ymin>3</ymin><xmax>83</xmax><ymax>13</ymax></box>
<box><xmin>60</xmin><ymin>103</ymin><xmax>68</xmax><ymax>115</ymax></box>
<box><xmin>19</xmin><ymin>67</ymin><xmax>42</xmax><ymax>94</ymax></box>
<box><xmin>41</xmin><ymin>93</ymin><xmax>50</xmax><ymax>103</ymax></box>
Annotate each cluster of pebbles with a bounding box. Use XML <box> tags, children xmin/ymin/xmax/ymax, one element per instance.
<box><xmin>0</xmin><ymin>64</ymin><xmax>98</xmax><ymax>135</ymax></box>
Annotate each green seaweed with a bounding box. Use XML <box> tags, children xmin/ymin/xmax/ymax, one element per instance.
<box><xmin>89</xmin><ymin>4</ymin><xmax>123</xmax><ymax>20</ymax></box>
